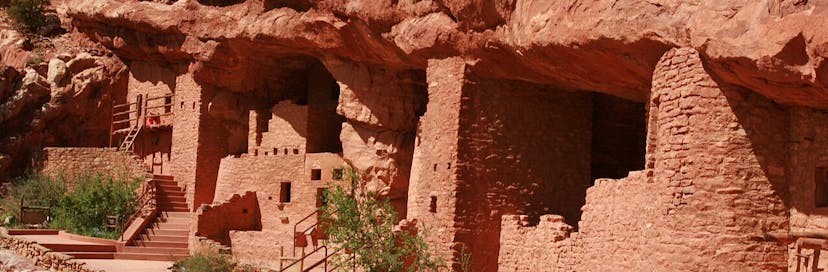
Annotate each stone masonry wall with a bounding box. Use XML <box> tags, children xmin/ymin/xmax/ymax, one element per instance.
<box><xmin>407</xmin><ymin>58</ymin><xmax>466</xmax><ymax>270</ymax></box>
<box><xmin>498</xmin><ymin>214</ymin><xmax>581</xmax><ymax>272</ymax></box>
<box><xmin>455</xmin><ymin>75</ymin><xmax>592</xmax><ymax>272</ymax></box>
<box><xmin>195</xmin><ymin>191</ymin><xmax>261</xmax><ymax>246</ymax></box>
<box><xmin>126</xmin><ymin>62</ymin><xmax>176</xmax><ymax>175</ymax></box>
<box><xmin>212</xmin><ymin>152</ymin><xmax>345</xmax><ymax>266</ymax></box>
<box><xmin>643</xmin><ymin>48</ymin><xmax>789</xmax><ymax>271</ymax></box>
<box><xmin>0</xmin><ymin>228</ymin><xmax>94</xmax><ymax>272</ymax></box>
<box><xmin>494</xmin><ymin>48</ymin><xmax>791</xmax><ymax>272</ymax></box>
<box><xmin>35</xmin><ymin>147</ymin><xmax>147</xmax><ymax>186</ymax></box>
<box><xmin>789</xmin><ymin>107</ymin><xmax>828</xmax><ymax>230</ymax></box>
<box><xmin>171</xmin><ymin>70</ymin><xmax>203</xmax><ymax>211</ymax></box>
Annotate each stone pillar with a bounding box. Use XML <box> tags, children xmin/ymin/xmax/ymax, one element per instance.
<box><xmin>647</xmin><ymin>48</ymin><xmax>788</xmax><ymax>271</ymax></box>
<box><xmin>407</xmin><ymin>57</ymin><xmax>466</xmax><ymax>270</ymax></box>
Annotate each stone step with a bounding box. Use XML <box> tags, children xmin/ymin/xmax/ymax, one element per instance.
<box><xmin>150</xmin><ymin>223</ymin><xmax>189</xmax><ymax>230</ymax></box>
<box><xmin>154</xmin><ymin>180</ymin><xmax>179</xmax><ymax>187</ymax></box>
<box><xmin>64</xmin><ymin>252</ymin><xmax>115</xmax><ymax>259</ymax></box>
<box><xmin>132</xmin><ymin>240</ymin><xmax>188</xmax><ymax>248</ymax></box>
<box><xmin>158</xmin><ymin>206</ymin><xmax>190</xmax><ymax>212</ymax></box>
<box><xmin>155</xmin><ymin>216</ymin><xmax>190</xmax><ymax>224</ymax></box>
<box><xmin>40</xmin><ymin>243</ymin><xmax>115</xmax><ymax>252</ymax></box>
<box><xmin>157</xmin><ymin>195</ymin><xmax>187</xmax><ymax>202</ymax></box>
<box><xmin>140</xmin><ymin>234</ymin><xmax>188</xmax><ymax>243</ymax></box>
<box><xmin>144</xmin><ymin>229</ymin><xmax>188</xmax><ymax>236</ymax></box>
<box><xmin>157</xmin><ymin>185</ymin><xmax>184</xmax><ymax>192</ymax></box>
<box><xmin>152</xmin><ymin>174</ymin><xmax>175</xmax><ymax>181</ymax></box>
<box><xmin>121</xmin><ymin>246</ymin><xmax>189</xmax><ymax>255</ymax></box>
<box><xmin>114</xmin><ymin>252</ymin><xmax>188</xmax><ymax>261</ymax></box>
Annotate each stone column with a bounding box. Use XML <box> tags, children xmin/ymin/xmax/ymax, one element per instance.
<box><xmin>407</xmin><ymin>57</ymin><xmax>467</xmax><ymax>270</ymax></box>
<box><xmin>647</xmin><ymin>48</ymin><xmax>789</xmax><ymax>271</ymax></box>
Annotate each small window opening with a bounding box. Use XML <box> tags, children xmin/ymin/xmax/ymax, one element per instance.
<box><xmin>429</xmin><ymin>196</ymin><xmax>437</xmax><ymax>213</ymax></box>
<box><xmin>447</xmin><ymin>163</ymin><xmax>451</xmax><ymax>169</ymax></box>
<box><xmin>284</xmin><ymin>148</ymin><xmax>288</xmax><ymax>155</ymax></box>
<box><xmin>273</xmin><ymin>148</ymin><xmax>278</xmax><ymax>155</ymax></box>
<box><xmin>192</xmin><ymin>102</ymin><xmax>196</xmax><ymax>109</ymax></box>
<box><xmin>280</xmin><ymin>182</ymin><xmax>292</xmax><ymax>203</ymax></box>
<box><xmin>254</xmin><ymin>149</ymin><xmax>258</xmax><ymax>156</ymax></box>
<box><xmin>433</xmin><ymin>164</ymin><xmax>437</xmax><ymax>171</ymax></box>
<box><xmin>164</xmin><ymin>97</ymin><xmax>172</xmax><ymax>113</ymax></box>
<box><xmin>317</xmin><ymin>188</ymin><xmax>329</xmax><ymax>207</ymax></box>
<box><xmin>332</xmin><ymin>168</ymin><xmax>344</xmax><ymax>180</ymax></box>
<box><xmin>293</xmin><ymin>148</ymin><xmax>299</xmax><ymax>154</ymax></box>
<box><xmin>311</xmin><ymin>169</ymin><xmax>322</xmax><ymax>181</ymax></box>
<box><xmin>242</xmin><ymin>208</ymin><xmax>248</xmax><ymax>214</ymax></box>
<box><xmin>180</xmin><ymin>101</ymin><xmax>184</xmax><ymax>109</ymax></box>
<box><xmin>816</xmin><ymin>167</ymin><xmax>828</xmax><ymax>208</ymax></box>
<box><xmin>264</xmin><ymin>151</ymin><xmax>268</xmax><ymax>156</ymax></box>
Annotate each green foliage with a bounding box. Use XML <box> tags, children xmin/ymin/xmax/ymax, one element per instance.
<box><xmin>49</xmin><ymin>173</ymin><xmax>139</xmax><ymax>239</ymax></box>
<box><xmin>321</xmin><ymin>167</ymin><xmax>444</xmax><ymax>272</ymax></box>
<box><xmin>0</xmin><ymin>173</ymin><xmax>66</xmax><ymax>226</ymax></box>
<box><xmin>171</xmin><ymin>251</ymin><xmax>263</xmax><ymax>272</ymax></box>
<box><xmin>7</xmin><ymin>0</ymin><xmax>50</xmax><ymax>32</ymax></box>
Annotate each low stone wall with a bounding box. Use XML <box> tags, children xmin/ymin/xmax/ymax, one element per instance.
<box><xmin>498</xmin><ymin>215</ymin><xmax>582</xmax><ymax>272</ymax></box>
<box><xmin>0</xmin><ymin>228</ymin><xmax>96</xmax><ymax>272</ymax></box>
<box><xmin>34</xmin><ymin>147</ymin><xmax>148</xmax><ymax>186</ymax></box>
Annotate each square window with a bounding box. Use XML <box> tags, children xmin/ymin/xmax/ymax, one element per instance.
<box><xmin>332</xmin><ymin>168</ymin><xmax>344</xmax><ymax>181</ymax></box>
<box><xmin>311</xmin><ymin>169</ymin><xmax>322</xmax><ymax>181</ymax></box>
<box><xmin>817</xmin><ymin>167</ymin><xmax>828</xmax><ymax>208</ymax></box>
<box><xmin>280</xmin><ymin>182</ymin><xmax>292</xmax><ymax>203</ymax></box>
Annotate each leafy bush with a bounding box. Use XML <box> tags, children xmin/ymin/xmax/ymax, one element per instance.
<box><xmin>0</xmin><ymin>173</ymin><xmax>66</xmax><ymax>226</ymax></box>
<box><xmin>171</xmin><ymin>251</ymin><xmax>265</xmax><ymax>272</ymax></box>
<box><xmin>7</xmin><ymin>0</ymin><xmax>50</xmax><ymax>32</ymax></box>
<box><xmin>321</xmin><ymin>167</ymin><xmax>444</xmax><ymax>272</ymax></box>
<box><xmin>49</xmin><ymin>173</ymin><xmax>139</xmax><ymax>239</ymax></box>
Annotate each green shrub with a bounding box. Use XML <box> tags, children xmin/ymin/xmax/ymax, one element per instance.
<box><xmin>49</xmin><ymin>173</ymin><xmax>139</xmax><ymax>239</ymax></box>
<box><xmin>321</xmin><ymin>167</ymin><xmax>444</xmax><ymax>272</ymax></box>
<box><xmin>171</xmin><ymin>252</ymin><xmax>237</xmax><ymax>272</ymax></box>
<box><xmin>0</xmin><ymin>173</ymin><xmax>66</xmax><ymax>226</ymax></box>
<box><xmin>7</xmin><ymin>0</ymin><xmax>50</xmax><ymax>32</ymax></box>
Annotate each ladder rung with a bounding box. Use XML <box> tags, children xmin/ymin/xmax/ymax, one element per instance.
<box><xmin>112</xmin><ymin>119</ymin><xmax>134</xmax><ymax>125</ymax></box>
<box><xmin>113</xmin><ymin>109</ymin><xmax>138</xmax><ymax>116</ymax></box>
<box><xmin>112</xmin><ymin>128</ymin><xmax>133</xmax><ymax>134</ymax></box>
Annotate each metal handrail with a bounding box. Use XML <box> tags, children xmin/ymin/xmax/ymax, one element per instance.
<box><xmin>118</xmin><ymin>178</ymin><xmax>156</xmax><ymax>243</ymax></box>
<box><xmin>280</xmin><ymin>245</ymin><xmax>327</xmax><ymax>272</ymax></box>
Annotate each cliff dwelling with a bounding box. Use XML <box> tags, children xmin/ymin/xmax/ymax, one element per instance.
<box><xmin>0</xmin><ymin>0</ymin><xmax>827</xmax><ymax>272</ymax></box>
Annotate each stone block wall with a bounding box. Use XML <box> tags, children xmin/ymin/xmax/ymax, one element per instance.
<box><xmin>211</xmin><ymin>152</ymin><xmax>345</xmax><ymax>265</ymax></box>
<box><xmin>170</xmin><ymin>71</ymin><xmax>203</xmax><ymax>210</ymax></box>
<box><xmin>498</xmin><ymin>215</ymin><xmax>581</xmax><ymax>272</ymax></box>
<box><xmin>195</xmin><ymin>191</ymin><xmax>261</xmax><ymax>245</ymax></box>
<box><xmin>35</xmin><ymin>147</ymin><xmax>147</xmax><ymax>186</ymax></box>
<box><xmin>0</xmin><ymin>228</ymin><xmax>94</xmax><ymax>272</ymax></box>
<box><xmin>454</xmin><ymin>76</ymin><xmax>593</xmax><ymax>271</ymax></box>
<box><xmin>407</xmin><ymin>58</ymin><xmax>465</xmax><ymax>269</ymax></box>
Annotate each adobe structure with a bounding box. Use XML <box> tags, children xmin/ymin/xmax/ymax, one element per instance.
<box><xmin>1</xmin><ymin>0</ymin><xmax>828</xmax><ymax>271</ymax></box>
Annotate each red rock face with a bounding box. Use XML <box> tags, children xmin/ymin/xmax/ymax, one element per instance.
<box><xmin>1</xmin><ymin>0</ymin><xmax>827</xmax><ymax>271</ymax></box>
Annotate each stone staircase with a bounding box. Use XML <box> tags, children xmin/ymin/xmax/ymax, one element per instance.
<box><xmin>20</xmin><ymin>175</ymin><xmax>192</xmax><ymax>261</ymax></box>
<box><xmin>117</xmin><ymin>174</ymin><xmax>191</xmax><ymax>261</ymax></box>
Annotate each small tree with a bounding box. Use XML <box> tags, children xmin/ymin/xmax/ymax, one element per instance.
<box><xmin>321</xmin><ymin>167</ymin><xmax>443</xmax><ymax>272</ymax></box>
<box><xmin>7</xmin><ymin>0</ymin><xmax>49</xmax><ymax>32</ymax></box>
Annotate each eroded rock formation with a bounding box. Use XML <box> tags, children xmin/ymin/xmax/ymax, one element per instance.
<box><xmin>0</xmin><ymin>0</ymin><xmax>827</xmax><ymax>271</ymax></box>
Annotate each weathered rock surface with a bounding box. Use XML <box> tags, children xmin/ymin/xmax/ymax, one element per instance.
<box><xmin>57</xmin><ymin>0</ymin><xmax>828</xmax><ymax>108</ymax></box>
